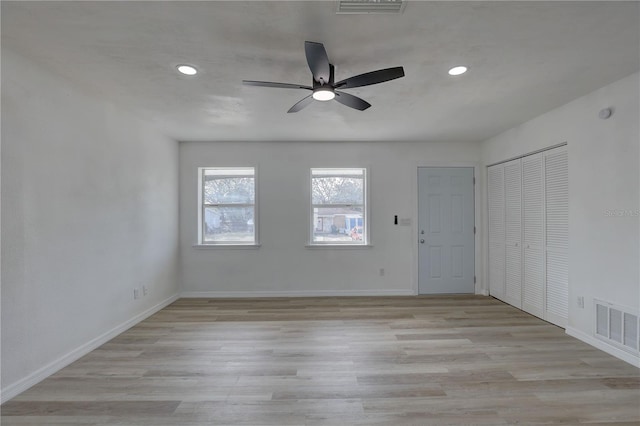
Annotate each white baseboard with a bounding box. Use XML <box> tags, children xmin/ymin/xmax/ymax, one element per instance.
<box><xmin>566</xmin><ymin>326</ymin><xmax>640</xmax><ymax>368</ymax></box>
<box><xmin>181</xmin><ymin>289</ymin><xmax>415</xmax><ymax>298</ymax></box>
<box><xmin>1</xmin><ymin>293</ymin><xmax>180</xmax><ymax>404</ymax></box>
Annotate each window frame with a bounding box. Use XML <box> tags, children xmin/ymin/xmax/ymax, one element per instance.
<box><xmin>197</xmin><ymin>166</ymin><xmax>259</xmax><ymax>246</ymax></box>
<box><xmin>309</xmin><ymin>167</ymin><xmax>370</xmax><ymax>246</ymax></box>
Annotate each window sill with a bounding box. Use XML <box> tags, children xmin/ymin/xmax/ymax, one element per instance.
<box><xmin>305</xmin><ymin>244</ymin><xmax>373</xmax><ymax>249</ymax></box>
<box><xmin>193</xmin><ymin>244</ymin><xmax>261</xmax><ymax>250</ymax></box>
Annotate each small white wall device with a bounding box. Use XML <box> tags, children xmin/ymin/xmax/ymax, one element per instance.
<box><xmin>598</xmin><ymin>107</ymin><xmax>613</xmax><ymax>119</ymax></box>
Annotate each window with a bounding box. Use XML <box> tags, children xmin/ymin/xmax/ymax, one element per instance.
<box><xmin>311</xmin><ymin>168</ymin><xmax>367</xmax><ymax>245</ymax></box>
<box><xmin>199</xmin><ymin>167</ymin><xmax>257</xmax><ymax>245</ymax></box>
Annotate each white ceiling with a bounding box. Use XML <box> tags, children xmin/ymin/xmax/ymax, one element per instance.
<box><xmin>2</xmin><ymin>1</ymin><xmax>639</xmax><ymax>143</ymax></box>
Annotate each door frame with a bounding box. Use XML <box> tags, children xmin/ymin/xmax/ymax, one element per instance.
<box><xmin>412</xmin><ymin>162</ymin><xmax>483</xmax><ymax>295</ymax></box>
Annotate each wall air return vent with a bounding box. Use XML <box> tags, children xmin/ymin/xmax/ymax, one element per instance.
<box><xmin>595</xmin><ymin>299</ymin><xmax>639</xmax><ymax>356</ymax></box>
<box><xmin>337</xmin><ymin>0</ymin><xmax>406</xmax><ymax>14</ymax></box>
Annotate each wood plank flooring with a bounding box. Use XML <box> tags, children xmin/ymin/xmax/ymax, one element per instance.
<box><xmin>2</xmin><ymin>295</ymin><xmax>639</xmax><ymax>425</ymax></box>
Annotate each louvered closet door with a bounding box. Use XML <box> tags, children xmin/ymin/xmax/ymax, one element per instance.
<box><xmin>522</xmin><ymin>153</ymin><xmax>545</xmax><ymax>318</ymax></box>
<box><xmin>504</xmin><ymin>159</ymin><xmax>523</xmax><ymax>309</ymax></box>
<box><xmin>488</xmin><ymin>165</ymin><xmax>506</xmax><ymax>301</ymax></box>
<box><xmin>544</xmin><ymin>147</ymin><xmax>568</xmax><ymax>327</ymax></box>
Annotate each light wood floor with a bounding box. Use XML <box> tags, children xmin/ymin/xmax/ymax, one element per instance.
<box><xmin>2</xmin><ymin>295</ymin><xmax>639</xmax><ymax>425</ymax></box>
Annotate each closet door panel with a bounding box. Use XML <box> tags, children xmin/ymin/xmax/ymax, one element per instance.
<box><xmin>488</xmin><ymin>165</ymin><xmax>506</xmax><ymax>300</ymax></box>
<box><xmin>504</xmin><ymin>159</ymin><xmax>523</xmax><ymax>309</ymax></box>
<box><xmin>522</xmin><ymin>153</ymin><xmax>545</xmax><ymax>318</ymax></box>
<box><xmin>545</xmin><ymin>147</ymin><xmax>569</xmax><ymax>327</ymax></box>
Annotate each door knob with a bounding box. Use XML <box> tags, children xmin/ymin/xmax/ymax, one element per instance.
<box><xmin>420</xmin><ymin>239</ymin><xmax>425</xmax><ymax>244</ymax></box>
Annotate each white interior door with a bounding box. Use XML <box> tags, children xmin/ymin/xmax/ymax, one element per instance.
<box><xmin>522</xmin><ymin>153</ymin><xmax>545</xmax><ymax>318</ymax></box>
<box><xmin>488</xmin><ymin>165</ymin><xmax>506</xmax><ymax>300</ymax></box>
<box><xmin>504</xmin><ymin>159</ymin><xmax>523</xmax><ymax>309</ymax></box>
<box><xmin>545</xmin><ymin>147</ymin><xmax>569</xmax><ymax>327</ymax></box>
<box><xmin>418</xmin><ymin>167</ymin><xmax>475</xmax><ymax>294</ymax></box>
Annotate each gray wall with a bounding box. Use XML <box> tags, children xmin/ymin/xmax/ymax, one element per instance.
<box><xmin>1</xmin><ymin>49</ymin><xmax>180</xmax><ymax>398</ymax></box>
<box><xmin>179</xmin><ymin>141</ymin><xmax>482</xmax><ymax>296</ymax></box>
<box><xmin>481</xmin><ymin>72</ymin><xmax>640</xmax><ymax>363</ymax></box>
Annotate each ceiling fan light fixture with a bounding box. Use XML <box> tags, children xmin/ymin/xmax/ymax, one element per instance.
<box><xmin>243</xmin><ymin>41</ymin><xmax>405</xmax><ymax>112</ymax></box>
<box><xmin>448</xmin><ymin>65</ymin><xmax>468</xmax><ymax>76</ymax></box>
<box><xmin>312</xmin><ymin>87</ymin><xmax>335</xmax><ymax>101</ymax></box>
<box><xmin>177</xmin><ymin>64</ymin><xmax>198</xmax><ymax>75</ymax></box>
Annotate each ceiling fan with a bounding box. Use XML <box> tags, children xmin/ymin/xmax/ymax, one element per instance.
<box><xmin>243</xmin><ymin>41</ymin><xmax>405</xmax><ymax>113</ymax></box>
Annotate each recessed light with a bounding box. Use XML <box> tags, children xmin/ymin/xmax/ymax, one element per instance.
<box><xmin>177</xmin><ymin>64</ymin><xmax>198</xmax><ymax>76</ymax></box>
<box><xmin>448</xmin><ymin>66</ymin><xmax>468</xmax><ymax>76</ymax></box>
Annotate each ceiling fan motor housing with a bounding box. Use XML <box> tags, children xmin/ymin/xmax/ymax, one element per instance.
<box><xmin>313</xmin><ymin>64</ymin><xmax>335</xmax><ymax>87</ymax></box>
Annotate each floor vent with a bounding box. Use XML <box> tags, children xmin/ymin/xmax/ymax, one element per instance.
<box><xmin>595</xmin><ymin>299</ymin><xmax>639</xmax><ymax>355</ymax></box>
<box><xmin>336</xmin><ymin>0</ymin><xmax>406</xmax><ymax>14</ymax></box>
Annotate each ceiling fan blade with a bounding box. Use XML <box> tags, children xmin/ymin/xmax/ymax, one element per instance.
<box><xmin>305</xmin><ymin>41</ymin><xmax>331</xmax><ymax>84</ymax></box>
<box><xmin>334</xmin><ymin>91</ymin><xmax>371</xmax><ymax>111</ymax></box>
<box><xmin>335</xmin><ymin>67</ymin><xmax>405</xmax><ymax>89</ymax></box>
<box><xmin>243</xmin><ymin>80</ymin><xmax>312</xmax><ymax>90</ymax></box>
<box><xmin>287</xmin><ymin>95</ymin><xmax>314</xmax><ymax>113</ymax></box>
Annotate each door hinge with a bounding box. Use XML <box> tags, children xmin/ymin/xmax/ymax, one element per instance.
<box><xmin>474</xmin><ymin>226</ymin><xmax>476</xmax><ymax>234</ymax></box>
<box><xmin>474</xmin><ymin>276</ymin><xmax>477</xmax><ymax>284</ymax></box>
<box><xmin>473</xmin><ymin>177</ymin><xmax>476</xmax><ymax>185</ymax></box>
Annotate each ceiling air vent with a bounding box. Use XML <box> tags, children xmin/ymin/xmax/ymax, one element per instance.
<box><xmin>337</xmin><ymin>0</ymin><xmax>406</xmax><ymax>14</ymax></box>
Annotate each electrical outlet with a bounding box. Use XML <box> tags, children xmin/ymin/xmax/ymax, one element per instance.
<box><xmin>577</xmin><ymin>296</ymin><xmax>585</xmax><ymax>309</ymax></box>
<box><xmin>133</xmin><ymin>288</ymin><xmax>140</xmax><ymax>300</ymax></box>
<box><xmin>379</xmin><ymin>268</ymin><xmax>385</xmax><ymax>276</ymax></box>
<box><xmin>142</xmin><ymin>285</ymin><xmax>148</xmax><ymax>296</ymax></box>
